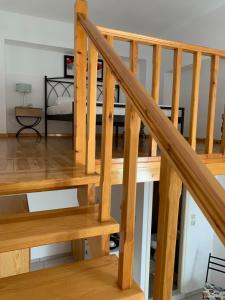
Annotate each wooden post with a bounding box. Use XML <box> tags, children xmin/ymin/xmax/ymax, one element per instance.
<box><xmin>171</xmin><ymin>48</ymin><xmax>182</xmax><ymax>128</ymax></box>
<box><xmin>118</xmin><ymin>41</ymin><xmax>141</xmax><ymax>289</ymax></box>
<box><xmin>189</xmin><ymin>51</ymin><xmax>202</xmax><ymax>150</ymax></box>
<box><xmin>99</xmin><ymin>35</ymin><xmax>115</xmax><ymax>255</ymax></box>
<box><xmin>86</xmin><ymin>41</ymin><xmax>98</xmax><ymax>175</ymax></box>
<box><xmin>149</xmin><ymin>45</ymin><xmax>161</xmax><ymax>156</ymax></box>
<box><xmin>73</xmin><ymin>0</ymin><xmax>88</xmax><ymax>261</ymax></box>
<box><xmin>205</xmin><ymin>55</ymin><xmax>219</xmax><ymax>154</ymax></box>
<box><xmin>74</xmin><ymin>0</ymin><xmax>88</xmax><ymax>166</ymax></box>
<box><xmin>153</xmin><ymin>156</ymin><xmax>182</xmax><ymax>300</ymax></box>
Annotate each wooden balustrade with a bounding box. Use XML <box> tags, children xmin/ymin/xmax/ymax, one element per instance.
<box><xmin>74</xmin><ymin>14</ymin><xmax>225</xmax><ymax>158</ymax></box>
<box><xmin>96</xmin><ymin>26</ymin><xmax>225</xmax><ymax>156</ymax></box>
<box><xmin>75</xmin><ymin>1</ymin><xmax>225</xmax><ymax>299</ymax></box>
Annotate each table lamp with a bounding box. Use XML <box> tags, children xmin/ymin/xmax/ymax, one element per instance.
<box><xmin>16</xmin><ymin>83</ymin><xmax>32</xmax><ymax>107</ymax></box>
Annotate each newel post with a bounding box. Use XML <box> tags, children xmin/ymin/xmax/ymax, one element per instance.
<box><xmin>74</xmin><ymin>0</ymin><xmax>88</xmax><ymax>166</ymax></box>
<box><xmin>72</xmin><ymin>0</ymin><xmax>89</xmax><ymax>261</ymax></box>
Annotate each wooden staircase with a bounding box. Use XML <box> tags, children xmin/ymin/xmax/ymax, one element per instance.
<box><xmin>0</xmin><ymin>205</ymin><xmax>119</xmax><ymax>253</ymax></box>
<box><xmin>0</xmin><ymin>175</ymin><xmax>136</xmax><ymax>300</ymax></box>
<box><xmin>1</xmin><ymin>0</ymin><xmax>225</xmax><ymax>299</ymax></box>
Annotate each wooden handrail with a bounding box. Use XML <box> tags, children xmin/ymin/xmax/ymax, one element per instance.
<box><xmin>98</xmin><ymin>25</ymin><xmax>225</xmax><ymax>58</ymax></box>
<box><xmin>78</xmin><ymin>13</ymin><xmax>225</xmax><ymax>245</ymax></box>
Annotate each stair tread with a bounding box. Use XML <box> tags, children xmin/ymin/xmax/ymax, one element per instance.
<box><xmin>0</xmin><ymin>206</ymin><xmax>119</xmax><ymax>253</ymax></box>
<box><xmin>0</xmin><ymin>168</ymin><xmax>100</xmax><ymax>196</ymax></box>
<box><xmin>0</xmin><ymin>256</ymin><xmax>143</xmax><ymax>300</ymax></box>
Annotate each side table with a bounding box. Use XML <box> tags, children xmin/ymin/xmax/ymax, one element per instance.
<box><xmin>15</xmin><ymin>106</ymin><xmax>42</xmax><ymax>138</ymax></box>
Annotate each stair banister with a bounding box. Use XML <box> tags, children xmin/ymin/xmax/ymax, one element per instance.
<box><xmin>74</xmin><ymin>1</ymin><xmax>225</xmax><ymax>299</ymax></box>
<box><xmin>77</xmin><ymin>12</ymin><xmax>225</xmax><ymax>245</ymax></box>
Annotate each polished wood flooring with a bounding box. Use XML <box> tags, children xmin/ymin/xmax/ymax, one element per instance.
<box><xmin>0</xmin><ymin>135</ymin><xmax>150</xmax><ymax>173</ymax></box>
<box><xmin>0</xmin><ymin>136</ymin><xmax>222</xmax><ymax>195</ymax></box>
<box><xmin>0</xmin><ymin>135</ymin><xmax>220</xmax><ymax>173</ymax></box>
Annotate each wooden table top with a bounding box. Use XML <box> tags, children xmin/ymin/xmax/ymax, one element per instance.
<box><xmin>15</xmin><ymin>106</ymin><xmax>42</xmax><ymax>118</ymax></box>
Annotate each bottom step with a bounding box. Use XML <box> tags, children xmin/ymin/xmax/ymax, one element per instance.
<box><xmin>0</xmin><ymin>256</ymin><xmax>144</xmax><ymax>300</ymax></box>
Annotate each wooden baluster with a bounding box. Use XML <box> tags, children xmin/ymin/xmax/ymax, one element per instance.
<box><xmin>99</xmin><ymin>35</ymin><xmax>115</xmax><ymax>255</ymax></box>
<box><xmin>221</xmin><ymin>105</ymin><xmax>225</xmax><ymax>154</ymax></box>
<box><xmin>153</xmin><ymin>156</ymin><xmax>182</xmax><ymax>300</ymax></box>
<box><xmin>118</xmin><ymin>41</ymin><xmax>140</xmax><ymax>289</ymax></box>
<box><xmin>150</xmin><ymin>45</ymin><xmax>161</xmax><ymax>156</ymax></box>
<box><xmin>189</xmin><ymin>51</ymin><xmax>202</xmax><ymax>150</ymax></box>
<box><xmin>73</xmin><ymin>0</ymin><xmax>89</xmax><ymax>261</ymax></box>
<box><xmin>74</xmin><ymin>0</ymin><xmax>88</xmax><ymax>166</ymax></box>
<box><xmin>86</xmin><ymin>41</ymin><xmax>98</xmax><ymax>176</ymax></box>
<box><xmin>171</xmin><ymin>48</ymin><xmax>182</xmax><ymax>128</ymax></box>
<box><xmin>205</xmin><ymin>55</ymin><xmax>220</xmax><ymax>154</ymax></box>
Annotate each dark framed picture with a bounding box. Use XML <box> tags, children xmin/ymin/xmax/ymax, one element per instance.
<box><xmin>64</xmin><ymin>55</ymin><xmax>104</xmax><ymax>81</ymax></box>
<box><xmin>64</xmin><ymin>55</ymin><xmax>74</xmax><ymax>78</ymax></box>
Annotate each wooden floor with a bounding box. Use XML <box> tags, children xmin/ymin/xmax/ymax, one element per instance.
<box><xmin>0</xmin><ymin>135</ymin><xmax>221</xmax><ymax>171</ymax></box>
<box><xmin>0</xmin><ymin>136</ymin><xmax>223</xmax><ymax>196</ymax></box>
<box><xmin>0</xmin><ymin>136</ymin><xmax>155</xmax><ymax>194</ymax></box>
<box><xmin>0</xmin><ymin>137</ymin><xmax>100</xmax><ymax>195</ymax></box>
<box><xmin>0</xmin><ymin>137</ymin><xmax>75</xmax><ymax>172</ymax></box>
<box><xmin>0</xmin><ymin>136</ymin><xmax>148</xmax><ymax>172</ymax></box>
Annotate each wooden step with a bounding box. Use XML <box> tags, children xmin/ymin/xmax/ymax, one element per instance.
<box><xmin>0</xmin><ymin>205</ymin><xmax>119</xmax><ymax>253</ymax></box>
<box><xmin>0</xmin><ymin>256</ymin><xmax>144</xmax><ymax>300</ymax></box>
<box><xmin>0</xmin><ymin>168</ymin><xmax>100</xmax><ymax>196</ymax></box>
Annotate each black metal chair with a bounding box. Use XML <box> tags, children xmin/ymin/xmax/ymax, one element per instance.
<box><xmin>202</xmin><ymin>253</ymin><xmax>225</xmax><ymax>299</ymax></box>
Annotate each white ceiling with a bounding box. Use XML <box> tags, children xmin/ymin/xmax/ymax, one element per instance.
<box><xmin>0</xmin><ymin>0</ymin><xmax>225</xmax><ymax>36</ymax></box>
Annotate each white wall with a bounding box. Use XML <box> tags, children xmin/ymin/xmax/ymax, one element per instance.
<box><xmin>179</xmin><ymin>189</ymin><xmax>214</xmax><ymax>294</ymax></box>
<box><xmin>27</xmin><ymin>189</ymin><xmax>78</xmax><ymax>260</ymax></box>
<box><xmin>5</xmin><ymin>40</ymin><xmax>73</xmax><ymax>134</ymax></box>
<box><xmin>211</xmin><ymin>175</ymin><xmax>225</xmax><ymax>288</ymax></box>
<box><xmin>134</xmin><ymin>182</ymin><xmax>153</xmax><ymax>300</ymax></box>
<box><xmin>179</xmin><ymin>175</ymin><xmax>225</xmax><ymax>294</ymax></box>
<box><xmin>0</xmin><ymin>10</ymin><xmax>73</xmax><ymax>134</ymax></box>
<box><xmin>0</xmin><ymin>10</ymin><xmax>153</xmax><ymax>134</ymax></box>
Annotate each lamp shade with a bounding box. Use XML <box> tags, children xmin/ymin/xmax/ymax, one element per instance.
<box><xmin>16</xmin><ymin>83</ymin><xmax>32</xmax><ymax>93</ymax></box>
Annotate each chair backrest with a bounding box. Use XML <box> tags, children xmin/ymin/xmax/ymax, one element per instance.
<box><xmin>206</xmin><ymin>253</ymin><xmax>225</xmax><ymax>283</ymax></box>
